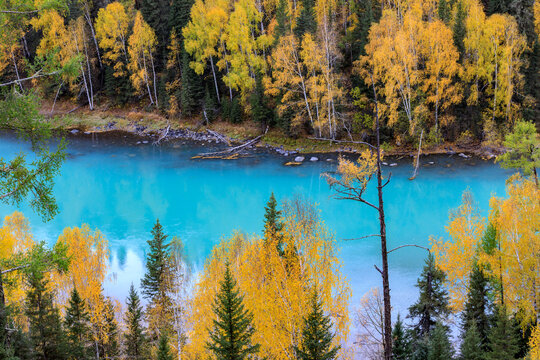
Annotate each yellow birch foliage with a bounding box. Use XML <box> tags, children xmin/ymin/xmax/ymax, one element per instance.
<box><xmin>95</xmin><ymin>1</ymin><xmax>130</xmax><ymax>76</ymax></box>
<box><xmin>127</xmin><ymin>11</ymin><xmax>157</xmax><ymax>99</ymax></box>
<box><xmin>184</xmin><ymin>199</ymin><xmax>351</xmax><ymax>359</ymax></box>
<box><xmin>462</xmin><ymin>0</ymin><xmax>487</xmax><ymax>105</ymax></box>
<box><xmin>421</xmin><ymin>20</ymin><xmax>462</xmax><ymax>128</ymax></box>
<box><xmin>0</xmin><ymin>212</ymin><xmax>35</xmax><ymax>324</ymax></box>
<box><xmin>479</xmin><ymin>175</ymin><xmax>540</xmax><ymax>327</ymax></box>
<box><xmin>431</xmin><ymin>191</ymin><xmax>485</xmax><ymax>312</ymax></box>
<box><xmin>53</xmin><ymin>225</ymin><xmax>110</xmax><ymax>344</ymax></box>
<box><xmin>535</xmin><ymin>0</ymin><xmax>540</xmax><ymax>41</ymax></box>
<box><xmin>530</xmin><ymin>325</ymin><xmax>540</xmax><ymax>360</ymax></box>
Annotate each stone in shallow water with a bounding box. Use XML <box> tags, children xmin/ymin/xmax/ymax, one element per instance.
<box><xmin>310</xmin><ymin>157</ymin><xmax>318</xmax><ymax>162</ymax></box>
<box><xmin>70</xmin><ymin>129</ymin><xmax>79</xmax><ymax>134</ymax></box>
<box><xmin>294</xmin><ymin>156</ymin><xmax>305</xmax><ymax>162</ymax></box>
<box><xmin>389</xmin><ymin>163</ymin><xmax>397</xmax><ymax>167</ymax></box>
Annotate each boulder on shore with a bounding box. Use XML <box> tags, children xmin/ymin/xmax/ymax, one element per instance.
<box><xmin>294</xmin><ymin>156</ymin><xmax>305</xmax><ymax>162</ymax></box>
<box><xmin>309</xmin><ymin>157</ymin><xmax>319</xmax><ymax>162</ymax></box>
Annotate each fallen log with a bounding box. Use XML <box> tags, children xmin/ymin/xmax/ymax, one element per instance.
<box><xmin>153</xmin><ymin>122</ymin><xmax>170</xmax><ymax>145</ymax></box>
<box><xmin>194</xmin><ymin>127</ymin><xmax>267</xmax><ymax>159</ymax></box>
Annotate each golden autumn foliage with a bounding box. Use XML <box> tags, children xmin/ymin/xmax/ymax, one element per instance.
<box><xmin>184</xmin><ymin>198</ymin><xmax>351</xmax><ymax>359</ymax></box>
<box><xmin>530</xmin><ymin>325</ymin><xmax>540</xmax><ymax>360</ymax></box>
<box><xmin>95</xmin><ymin>1</ymin><xmax>130</xmax><ymax>76</ymax></box>
<box><xmin>53</xmin><ymin>225</ymin><xmax>111</xmax><ymax>344</ymax></box>
<box><xmin>432</xmin><ymin>175</ymin><xmax>540</xmax><ymax>329</ymax></box>
<box><xmin>431</xmin><ymin>191</ymin><xmax>485</xmax><ymax>311</ymax></box>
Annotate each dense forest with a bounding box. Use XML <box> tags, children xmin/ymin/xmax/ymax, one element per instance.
<box><xmin>0</xmin><ymin>0</ymin><xmax>539</xmax><ymax>145</ymax></box>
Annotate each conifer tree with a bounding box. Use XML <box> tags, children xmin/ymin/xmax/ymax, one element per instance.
<box><xmin>206</xmin><ymin>264</ymin><xmax>259</xmax><ymax>359</ymax></box>
<box><xmin>169</xmin><ymin>0</ymin><xmax>195</xmax><ymax>41</ymax></box>
<box><xmin>124</xmin><ymin>284</ymin><xmax>147</xmax><ymax>360</ymax></box>
<box><xmin>102</xmin><ymin>297</ymin><xmax>119</xmax><ymax>359</ymax></box>
<box><xmin>438</xmin><ymin>0</ymin><xmax>450</xmax><ymax>23</ymax></box>
<box><xmin>275</xmin><ymin>0</ymin><xmax>290</xmax><ymax>40</ymax></box>
<box><xmin>408</xmin><ymin>253</ymin><xmax>450</xmax><ymax>338</ymax></box>
<box><xmin>427</xmin><ymin>323</ymin><xmax>454</xmax><ymax>360</ymax></box>
<box><xmin>462</xmin><ymin>264</ymin><xmax>492</xmax><ymax>346</ymax></box>
<box><xmin>263</xmin><ymin>192</ymin><xmax>284</xmax><ymax>254</ymax></box>
<box><xmin>157</xmin><ymin>334</ymin><xmax>174</xmax><ymax>360</ymax></box>
<box><xmin>485</xmin><ymin>306</ymin><xmax>519</xmax><ymax>360</ymax></box>
<box><xmin>453</xmin><ymin>0</ymin><xmax>466</xmax><ymax>60</ymax></box>
<box><xmin>392</xmin><ymin>315</ymin><xmax>411</xmax><ymax>360</ymax></box>
<box><xmin>460</xmin><ymin>321</ymin><xmax>484</xmax><ymax>360</ymax></box>
<box><xmin>64</xmin><ymin>288</ymin><xmax>91</xmax><ymax>359</ymax></box>
<box><xmin>294</xmin><ymin>0</ymin><xmax>317</xmax><ymax>39</ymax></box>
<box><xmin>25</xmin><ymin>268</ymin><xmax>68</xmax><ymax>360</ymax></box>
<box><xmin>295</xmin><ymin>289</ymin><xmax>340</xmax><ymax>360</ymax></box>
<box><xmin>141</xmin><ymin>219</ymin><xmax>169</xmax><ymax>300</ymax></box>
<box><xmin>250</xmin><ymin>70</ymin><xmax>273</xmax><ymax>129</ymax></box>
<box><xmin>180</xmin><ymin>48</ymin><xmax>204</xmax><ymax>116</ymax></box>
<box><xmin>139</xmin><ymin>0</ymin><xmax>170</xmax><ymax>66</ymax></box>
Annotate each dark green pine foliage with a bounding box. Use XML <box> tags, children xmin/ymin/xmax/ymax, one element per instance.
<box><xmin>295</xmin><ymin>289</ymin><xmax>340</xmax><ymax>360</ymax></box>
<box><xmin>408</xmin><ymin>253</ymin><xmax>450</xmax><ymax>338</ymax></box>
<box><xmin>64</xmin><ymin>288</ymin><xmax>91</xmax><ymax>359</ymax></box>
<box><xmin>203</xmin><ymin>86</ymin><xmax>218</xmax><ymax>123</ymax></box>
<box><xmin>453</xmin><ymin>0</ymin><xmax>466</xmax><ymax>61</ymax></box>
<box><xmin>460</xmin><ymin>321</ymin><xmax>484</xmax><ymax>360</ymax></box>
<box><xmin>224</xmin><ymin>97</ymin><xmax>243</xmax><ymax>123</ymax></box>
<box><xmin>263</xmin><ymin>192</ymin><xmax>285</xmax><ymax>255</ymax></box>
<box><xmin>124</xmin><ymin>284</ymin><xmax>147</xmax><ymax>360</ymax></box>
<box><xmin>346</xmin><ymin>0</ymin><xmax>378</xmax><ymax>62</ymax></box>
<box><xmin>206</xmin><ymin>264</ymin><xmax>260</xmax><ymax>359</ymax></box>
<box><xmin>139</xmin><ymin>0</ymin><xmax>171</xmax><ymax>67</ymax></box>
<box><xmin>250</xmin><ymin>70</ymin><xmax>273</xmax><ymax>129</ymax></box>
<box><xmin>427</xmin><ymin>323</ymin><xmax>454</xmax><ymax>360</ymax></box>
<box><xmin>141</xmin><ymin>219</ymin><xmax>169</xmax><ymax>300</ymax></box>
<box><xmin>462</xmin><ymin>264</ymin><xmax>492</xmax><ymax>347</ymax></box>
<box><xmin>25</xmin><ymin>269</ymin><xmax>68</xmax><ymax>360</ymax></box>
<box><xmin>294</xmin><ymin>0</ymin><xmax>317</xmax><ymax>40</ymax></box>
<box><xmin>484</xmin><ymin>306</ymin><xmax>519</xmax><ymax>360</ymax></box>
<box><xmin>102</xmin><ymin>298</ymin><xmax>120</xmax><ymax>359</ymax></box>
<box><xmin>392</xmin><ymin>314</ymin><xmax>412</xmax><ymax>360</ymax></box>
<box><xmin>157</xmin><ymin>334</ymin><xmax>174</xmax><ymax>360</ymax></box>
<box><xmin>181</xmin><ymin>48</ymin><xmax>204</xmax><ymax>117</ymax></box>
<box><xmin>169</xmin><ymin>0</ymin><xmax>195</xmax><ymax>40</ymax></box>
<box><xmin>438</xmin><ymin>0</ymin><xmax>450</xmax><ymax>23</ymax></box>
<box><xmin>275</xmin><ymin>0</ymin><xmax>290</xmax><ymax>40</ymax></box>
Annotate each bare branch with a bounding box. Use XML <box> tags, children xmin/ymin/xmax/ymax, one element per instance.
<box><xmin>343</xmin><ymin>234</ymin><xmax>381</xmax><ymax>241</ymax></box>
<box><xmin>374</xmin><ymin>265</ymin><xmax>383</xmax><ymax>274</ymax></box>
<box><xmin>387</xmin><ymin>244</ymin><xmax>430</xmax><ymax>254</ymax></box>
<box><xmin>0</xmin><ymin>9</ymin><xmax>39</xmax><ymax>14</ymax></box>
<box><xmin>0</xmin><ymin>70</ymin><xmax>60</xmax><ymax>87</ymax></box>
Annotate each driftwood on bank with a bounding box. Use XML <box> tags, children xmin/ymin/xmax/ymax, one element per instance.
<box><xmin>153</xmin><ymin>122</ymin><xmax>171</xmax><ymax>145</ymax></box>
<box><xmin>194</xmin><ymin>127</ymin><xmax>268</xmax><ymax>159</ymax></box>
<box><xmin>409</xmin><ymin>129</ymin><xmax>424</xmax><ymax>180</ymax></box>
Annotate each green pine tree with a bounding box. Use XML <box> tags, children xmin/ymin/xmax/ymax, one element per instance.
<box><xmin>206</xmin><ymin>264</ymin><xmax>260</xmax><ymax>359</ymax></box>
<box><xmin>453</xmin><ymin>0</ymin><xmax>466</xmax><ymax>60</ymax></box>
<box><xmin>438</xmin><ymin>0</ymin><xmax>450</xmax><ymax>23</ymax></box>
<box><xmin>102</xmin><ymin>297</ymin><xmax>120</xmax><ymax>359</ymax></box>
<box><xmin>169</xmin><ymin>0</ymin><xmax>195</xmax><ymax>41</ymax></box>
<box><xmin>427</xmin><ymin>323</ymin><xmax>454</xmax><ymax>360</ymax></box>
<box><xmin>250</xmin><ymin>70</ymin><xmax>273</xmax><ymax>129</ymax></box>
<box><xmin>275</xmin><ymin>0</ymin><xmax>290</xmax><ymax>40</ymax></box>
<box><xmin>139</xmin><ymin>0</ymin><xmax>171</xmax><ymax>67</ymax></box>
<box><xmin>392</xmin><ymin>314</ymin><xmax>412</xmax><ymax>360</ymax></box>
<box><xmin>460</xmin><ymin>321</ymin><xmax>484</xmax><ymax>360</ymax></box>
<box><xmin>263</xmin><ymin>192</ymin><xmax>285</xmax><ymax>255</ymax></box>
<box><xmin>294</xmin><ymin>0</ymin><xmax>317</xmax><ymax>39</ymax></box>
<box><xmin>408</xmin><ymin>253</ymin><xmax>450</xmax><ymax>338</ymax></box>
<box><xmin>295</xmin><ymin>288</ymin><xmax>340</xmax><ymax>360</ymax></box>
<box><xmin>124</xmin><ymin>284</ymin><xmax>147</xmax><ymax>360</ymax></box>
<box><xmin>64</xmin><ymin>288</ymin><xmax>91</xmax><ymax>359</ymax></box>
<box><xmin>25</xmin><ymin>268</ymin><xmax>68</xmax><ymax>360</ymax></box>
<box><xmin>484</xmin><ymin>306</ymin><xmax>519</xmax><ymax>360</ymax></box>
<box><xmin>462</xmin><ymin>264</ymin><xmax>492</xmax><ymax>347</ymax></box>
<box><xmin>157</xmin><ymin>334</ymin><xmax>174</xmax><ymax>360</ymax></box>
<box><xmin>180</xmin><ymin>48</ymin><xmax>204</xmax><ymax>116</ymax></box>
<box><xmin>141</xmin><ymin>219</ymin><xmax>170</xmax><ymax>300</ymax></box>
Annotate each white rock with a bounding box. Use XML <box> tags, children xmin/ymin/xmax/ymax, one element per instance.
<box><xmin>142</xmin><ymin>140</ymin><xmax>148</xmax><ymax>144</ymax></box>
<box><xmin>382</xmin><ymin>162</ymin><xmax>388</xmax><ymax>166</ymax></box>
<box><xmin>458</xmin><ymin>153</ymin><xmax>470</xmax><ymax>158</ymax></box>
<box><xmin>294</xmin><ymin>156</ymin><xmax>305</xmax><ymax>162</ymax></box>
<box><xmin>309</xmin><ymin>157</ymin><xmax>319</xmax><ymax>162</ymax></box>
<box><xmin>389</xmin><ymin>163</ymin><xmax>398</xmax><ymax>167</ymax></box>
<box><xmin>70</xmin><ymin>129</ymin><xmax>79</xmax><ymax>134</ymax></box>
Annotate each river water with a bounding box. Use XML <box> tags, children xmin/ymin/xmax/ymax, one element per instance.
<box><xmin>0</xmin><ymin>132</ymin><xmax>512</xmax><ymax>323</ymax></box>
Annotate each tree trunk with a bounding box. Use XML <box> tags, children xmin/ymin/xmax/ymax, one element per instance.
<box><xmin>371</xmin><ymin>73</ymin><xmax>392</xmax><ymax>360</ymax></box>
<box><xmin>209</xmin><ymin>56</ymin><xmax>221</xmax><ymax>104</ymax></box>
<box><xmin>149</xmin><ymin>50</ymin><xmax>158</xmax><ymax>108</ymax></box>
<box><xmin>84</xmin><ymin>9</ymin><xmax>103</xmax><ymax>69</ymax></box>
<box><xmin>11</xmin><ymin>50</ymin><xmax>23</xmax><ymax>92</ymax></box>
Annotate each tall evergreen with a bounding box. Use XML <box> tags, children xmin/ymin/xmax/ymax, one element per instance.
<box><xmin>141</xmin><ymin>219</ymin><xmax>169</xmax><ymax>300</ymax></box>
<box><xmin>438</xmin><ymin>0</ymin><xmax>450</xmax><ymax>23</ymax></box>
<box><xmin>64</xmin><ymin>288</ymin><xmax>91</xmax><ymax>359</ymax></box>
<box><xmin>462</xmin><ymin>264</ymin><xmax>492</xmax><ymax>346</ymax></box>
<box><xmin>157</xmin><ymin>334</ymin><xmax>174</xmax><ymax>360</ymax></box>
<box><xmin>484</xmin><ymin>306</ymin><xmax>519</xmax><ymax>360</ymax></box>
<box><xmin>295</xmin><ymin>289</ymin><xmax>340</xmax><ymax>360</ymax></box>
<box><xmin>460</xmin><ymin>321</ymin><xmax>484</xmax><ymax>360</ymax></box>
<box><xmin>263</xmin><ymin>192</ymin><xmax>284</xmax><ymax>255</ymax></box>
<box><xmin>392</xmin><ymin>315</ymin><xmax>411</xmax><ymax>360</ymax></box>
<box><xmin>452</xmin><ymin>0</ymin><xmax>466</xmax><ymax>61</ymax></box>
<box><xmin>139</xmin><ymin>0</ymin><xmax>170</xmax><ymax>67</ymax></box>
<box><xmin>180</xmin><ymin>48</ymin><xmax>204</xmax><ymax>117</ymax></box>
<box><xmin>169</xmin><ymin>0</ymin><xmax>195</xmax><ymax>41</ymax></box>
<box><xmin>25</xmin><ymin>269</ymin><xmax>68</xmax><ymax>360</ymax></box>
<box><xmin>427</xmin><ymin>323</ymin><xmax>454</xmax><ymax>360</ymax></box>
<box><xmin>275</xmin><ymin>0</ymin><xmax>290</xmax><ymax>40</ymax></box>
<box><xmin>250</xmin><ymin>70</ymin><xmax>273</xmax><ymax>129</ymax></box>
<box><xmin>206</xmin><ymin>264</ymin><xmax>259</xmax><ymax>359</ymax></box>
<box><xmin>124</xmin><ymin>284</ymin><xmax>147</xmax><ymax>360</ymax></box>
<box><xmin>294</xmin><ymin>0</ymin><xmax>317</xmax><ymax>39</ymax></box>
<box><xmin>408</xmin><ymin>253</ymin><xmax>450</xmax><ymax>338</ymax></box>
<box><xmin>102</xmin><ymin>298</ymin><xmax>120</xmax><ymax>359</ymax></box>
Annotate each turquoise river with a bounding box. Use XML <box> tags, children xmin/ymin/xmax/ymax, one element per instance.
<box><xmin>0</xmin><ymin>132</ymin><xmax>512</xmax><ymax>321</ymax></box>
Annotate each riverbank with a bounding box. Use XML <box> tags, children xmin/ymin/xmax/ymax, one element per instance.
<box><xmin>44</xmin><ymin>101</ymin><xmax>503</xmax><ymax>162</ymax></box>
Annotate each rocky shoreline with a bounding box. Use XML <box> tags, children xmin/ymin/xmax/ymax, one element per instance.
<box><xmin>66</xmin><ymin>122</ymin><xmax>502</xmax><ymax>165</ymax></box>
